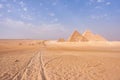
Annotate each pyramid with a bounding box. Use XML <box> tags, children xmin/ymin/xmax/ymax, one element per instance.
<box><xmin>83</xmin><ymin>30</ymin><xmax>107</xmax><ymax>41</ymax></box>
<box><xmin>68</xmin><ymin>30</ymin><xmax>88</xmax><ymax>42</ymax></box>
<box><xmin>58</xmin><ymin>38</ymin><xmax>65</xmax><ymax>42</ymax></box>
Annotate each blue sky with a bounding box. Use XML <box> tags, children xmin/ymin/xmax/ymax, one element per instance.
<box><xmin>0</xmin><ymin>0</ymin><xmax>120</xmax><ymax>40</ymax></box>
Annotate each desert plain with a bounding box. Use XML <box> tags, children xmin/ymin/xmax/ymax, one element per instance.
<box><xmin>0</xmin><ymin>39</ymin><xmax>120</xmax><ymax>80</ymax></box>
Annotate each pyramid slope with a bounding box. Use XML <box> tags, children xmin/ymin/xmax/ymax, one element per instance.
<box><xmin>83</xmin><ymin>30</ymin><xmax>107</xmax><ymax>41</ymax></box>
<box><xmin>68</xmin><ymin>30</ymin><xmax>88</xmax><ymax>42</ymax></box>
<box><xmin>94</xmin><ymin>34</ymin><xmax>107</xmax><ymax>41</ymax></box>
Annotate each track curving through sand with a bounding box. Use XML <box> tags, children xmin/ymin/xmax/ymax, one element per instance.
<box><xmin>1</xmin><ymin>46</ymin><xmax>120</xmax><ymax>80</ymax></box>
<box><xmin>11</xmin><ymin>50</ymin><xmax>47</xmax><ymax>80</ymax></box>
<box><xmin>39</xmin><ymin>51</ymin><xmax>47</xmax><ymax>80</ymax></box>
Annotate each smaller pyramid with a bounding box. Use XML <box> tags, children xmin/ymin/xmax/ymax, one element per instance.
<box><xmin>58</xmin><ymin>38</ymin><xmax>65</xmax><ymax>42</ymax></box>
<box><xmin>83</xmin><ymin>30</ymin><xmax>107</xmax><ymax>41</ymax></box>
<box><xmin>68</xmin><ymin>30</ymin><xmax>88</xmax><ymax>42</ymax></box>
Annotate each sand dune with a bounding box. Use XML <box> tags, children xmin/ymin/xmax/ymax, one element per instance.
<box><xmin>0</xmin><ymin>40</ymin><xmax>120</xmax><ymax>80</ymax></box>
<box><xmin>43</xmin><ymin>50</ymin><xmax>120</xmax><ymax>80</ymax></box>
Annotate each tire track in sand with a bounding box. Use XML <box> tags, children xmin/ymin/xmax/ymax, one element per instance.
<box><xmin>11</xmin><ymin>51</ymin><xmax>38</xmax><ymax>80</ymax></box>
<box><xmin>39</xmin><ymin>51</ymin><xmax>47</xmax><ymax>80</ymax></box>
<box><xmin>11</xmin><ymin>51</ymin><xmax>48</xmax><ymax>80</ymax></box>
<box><xmin>11</xmin><ymin>51</ymin><xmax>43</xmax><ymax>80</ymax></box>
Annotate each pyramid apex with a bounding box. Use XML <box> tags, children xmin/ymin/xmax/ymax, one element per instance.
<box><xmin>71</xmin><ymin>30</ymin><xmax>81</xmax><ymax>35</ymax></box>
<box><xmin>85</xmin><ymin>29</ymin><xmax>92</xmax><ymax>33</ymax></box>
<box><xmin>83</xmin><ymin>29</ymin><xmax>93</xmax><ymax>36</ymax></box>
<box><xmin>68</xmin><ymin>30</ymin><xmax>88</xmax><ymax>42</ymax></box>
<box><xmin>73</xmin><ymin>29</ymin><xmax>79</xmax><ymax>33</ymax></box>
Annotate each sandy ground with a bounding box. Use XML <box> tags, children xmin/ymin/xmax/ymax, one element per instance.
<box><xmin>0</xmin><ymin>40</ymin><xmax>120</xmax><ymax>80</ymax></box>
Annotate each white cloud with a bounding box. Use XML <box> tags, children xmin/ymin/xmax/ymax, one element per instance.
<box><xmin>40</xmin><ymin>3</ymin><xmax>43</xmax><ymax>6</ymax></box>
<box><xmin>0</xmin><ymin>4</ymin><xmax>3</xmax><ymax>9</ymax></box>
<box><xmin>89</xmin><ymin>0</ymin><xmax>111</xmax><ymax>9</ymax></box>
<box><xmin>0</xmin><ymin>18</ymin><xmax>27</xmax><ymax>27</ymax></box>
<box><xmin>89</xmin><ymin>0</ymin><xmax>94</xmax><ymax>2</ymax></box>
<box><xmin>48</xmin><ymin>13</ymin><xmax>55</xmax><ymax>17</ymax></box>
<box><xmin>1</xmin><ymin>0</ymin><xmax>7</xmax><ymax>2</ymax></box>
<box><xmin>90</xmin><ymin>0</ymin><xmax>104</xmax><ymax>3</ymax></box>
<box><xmin>95</xmin><ymin>6</ymin><xmax>102</xmax><ymax>9</ymax></box>
<box><xmin>21</xmin><ymin>14</ymin><xmax>32</xmax><ymax>20</ymax></box>
<box><xmin>13</xmin><ymin>0</ymin><xmax>16</xmax><ymax>2</ymax></box>
<box><xmin>52</xmin><ymin>2</ymin><xmax>57</xmax><ymax>6</ymax></box>
<box><xmin>106</xmin><ymin>2</ymin><xmax>111</xmax><ymax>5</ymax></box>
<box><xmin>96</xmin><ymin>0</ymin><xmax>104</xmax><ymax>3</ymax></box>
<box><xmin>54</xmin><ymin>18</ymin><xmax>58</xmax><ymax>22</ymax></box>
<box><xmin>23</xmin><ymin>7</ymin><xmax>27</xmax><ymax>11</ymax></box>
<box><xmin>6</xmin><ymin>4</ymin><xmax>11</xmax><ymax>8</ymax></box>
<box><xmin>90</xmin><ymin>14</ymin><xmax>108</xmax><ymax>20</ymax></box>
<box><xmin>50</xmin><ymin>18</ymin><xmax>58</xmax><ymax>23</ymax></box>
<box><xmin>19</xmin><ymin>1</ymin><xmax>29</xmax><ymax>12</ymax></box>
<box><xmin>7</xmin><ymin>10</ymin><xmax>11</xmax><ymax>13</ymax></box>
<box><xmin>0</xmin><ymin>18</ymin><xmax>68</xmax><ymax>39</ymax></box>
<box><xmin>45</xmin><ymin>7</ymin><xmax>49</xmax><ymax>10</ymax></box>
<box><xmin>0</xmin><ymin>14</ymin><xmax>2</xmax><ymax>17</ymax></box>
<box><xmin>19</xmin><ymin>1</ymin><xmax>25</xmax><ymax>7</ymax></box>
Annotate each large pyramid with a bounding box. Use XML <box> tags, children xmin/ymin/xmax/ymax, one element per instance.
<box><xmin>82</xmin><ymin>30</ymin><xmax>107</xmax><ymax>41</ymax></box>
<box><xmin>68</xmin><ymin>30</ymin><xmax>88</xmax><ymax>42</ymax></box>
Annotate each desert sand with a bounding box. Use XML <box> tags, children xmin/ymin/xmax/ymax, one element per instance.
<box><xmin>0</xmin><ymin>39</ymin><xmax>120</xmax><ymax>80</ymax></box>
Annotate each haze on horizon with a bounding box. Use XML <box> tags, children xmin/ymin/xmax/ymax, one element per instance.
<box><xmin>0</xmin><ymin>0</ymin><xmax>120</xmax><ymax>41</ymax></box>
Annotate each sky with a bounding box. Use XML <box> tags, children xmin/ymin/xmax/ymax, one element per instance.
<box><xmin>0</xmin><ymin>0</ymin><xmax>120</xmax><ymax>40</ymax></box>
